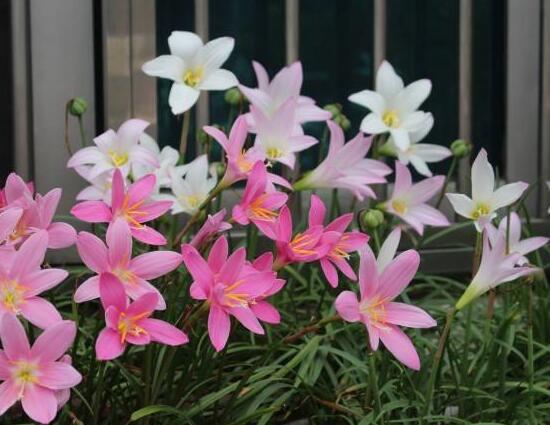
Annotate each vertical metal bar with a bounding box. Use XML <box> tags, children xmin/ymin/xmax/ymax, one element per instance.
<box><xmin>11</xmin><ymin>0</ymin><xmax>33</xmax><ymax>180</ymax></box>
<box><xmin>285</xmin><ymin>0</ymin><xmax>299</xmax><ymax>64</ymax></box>
<box><xmin>540</xmin><ymin>1</ymin><xmax>550</xmax><ymax>215</ymax></box>
<box><xmin>458</xmin><ymin>0</ymin><xmax>472</xmax><ymax>193</ymax></box>
<box><xmin>130</xmin><ymin>0</ymin><xmax>158</xmax><ymax>137</ymax></box>
<box><xmin>374</xmin><ymin>0</ymin><xmax>386</xmax><ymax>68</ymax></box>
<box><xmin>506</xmin><ymin>0</ymin><xmax>541</xmax><ymax>214</ymax></box>
<box><xmin>195</xmin><ymin>0</ymin><xmax>209</xmax><ymax>143</ymax></box>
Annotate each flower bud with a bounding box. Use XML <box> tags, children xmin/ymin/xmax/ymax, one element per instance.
<box><xmin>361</xmin><ymin>209</ymin><xmax>384</xmax><ymax>230</ymax></box>
<box><xmin>323</xmin><ymin>103</ymin><xmax>342</xmax><ymax>118</ymax></box>
<box><xmin>377</xmin><ymin>142</ymin><xmax>396</xmax><ymax>157</ymax></box>
<box><xmin>450</xmin><ymin>139</ymin><xmax>472</xmax><ymax>159</ymax></box>
<box><xmin>197</xmin><ymin>128</ymin><xmax>211</xmax><ymax>145</ymax></box>
<box><xmin>224</xmin><ymin>88</ymin><xmax>244</xmax><ymax>106</ymax></box>
<box><xmin>213</xmin><ymin>162</ymin><xmax>226</xmax><ymax>179</ymax></box>
<box><xmin>69</xmin><ymin>97</ymin><xmax>88</xmax><ymax>117</ymax></box>
<box><xmin>334</xmin><ymin>114</ymin><xmax>351</xmax><ymax>131</ymax></box>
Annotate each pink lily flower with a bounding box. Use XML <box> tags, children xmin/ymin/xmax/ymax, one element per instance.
<box><xmin>71</xmin><ymin>168</ymin><xmax>172</xmax><ymax>245</ymax></box>
<box><xmin>181</xmin><ymin>236</ymin><xmax>278</xmax><ymax>351</ymax></box>
<box><xmin>74</xmin><ymin>218</ymin><xmax>181</xmax><ymax>309</ymax></box>
<box><xmin>203</xmin><ymin>116</ymin><xmax>291</xmax><ymax>189</ymax></box>
<box><xmin>456</xmin><ymin>229</ymin><xmax>537</xmax><ymax>309</ymax></box>
<box><xmin>0</xmin><ymin>231</ymin><xmax>66</xmax><ymax>329</ymax></box>
<box><xmin>232</xmin><ymin>161</ymin><xmax>288</xmax><ymax>236</ymax></box>
<box><xmin>308</xmin><ymin>195</ymin><xmax>369</xmax><ymax>287</ymax></box>
<box><xmin>0</xmin><ymin>315</ymin><xmax>81</xmax><ymax>424</ymax></box>
<box><xmin>67</xmin><ymin>118</ymin><xmax>158</xmax><ymax>180</ymax></box>
<box><xmin>239</xmin><ymin>61</ymin><xmax>330</xmax><ymax>130</ymax></box>
<box><xmin>294</xmin><ymin>121</ymin><xmax>391</xmax><ymax>200</ymax></box>
<box><xmin>264</xmin><ymin>198</ymin><xmax>341</xmax><ymax>268</ymax></box>
<box><xmin>2</xmin><ymin>173</ymin><xmax>76</xmax><ymax>249</ymax></box>
<box><xmin>0</xmin><ymin>208</ymin><xmax>23</xmax><ymax>243</ymax></box>
<box><xmin>384</xmin><ymin>161</ymin><xmax>449</xmax><ymax>235</ymax></box>
<box><xmin>189</xmin><ymin>208</ymin><xmax>232</xmax><ymax>249</ymax></box>
<box><xmin>335</xmin><ymin>245</ymin><xmax>436</xmax><ymax>370</ymax></box>
<box><xmin>96</xmin><ymin>273</ymin><xmax>188</xmax><ymax>360</ymax></box>
<box><xmin>486</xmin><ymin>212</ymin><xmax>548</xmax><ymax>265</ymax></box>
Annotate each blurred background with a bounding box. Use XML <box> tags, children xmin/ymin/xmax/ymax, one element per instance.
<box><xmin>2</xmin><ymin>0</ymin><xmax>550</xmax><ymax>219</ymax></box>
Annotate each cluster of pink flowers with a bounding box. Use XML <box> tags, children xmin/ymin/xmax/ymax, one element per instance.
<box><xmin>1</xmin><ymin>30</ymin><xmax>546</xmax><ymax>424</ymax></box>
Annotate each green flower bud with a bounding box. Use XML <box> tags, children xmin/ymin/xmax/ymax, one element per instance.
<box><xmin>69</xmin><ymin>97</ymin><xmax>88</xmax><ymax>117</ymax></box>
<box><xmin>361</xmin><ymin>209</ymin><xmax>384</xmax><ymax>230</ymax></box>
<box><xmin>450</xmin><ymin>139</ymin><xmax>472</xmax><ymax>159</ymax></box>
<box><xmin>323</xmin><ymin>103</ymin><xmax>342</xmax><ymax>118</ymax></box>
<box><xmin>214</xmin><ymin>162</ymin><xmax>226</xmax><ymax>179</ymax></box>
<box><xmin>197</xmin><ymin>128</ymin><xmax>211</xmax><ymax>145</ymax></box>
<box><xmin>224</xmin><ymin>88</ymin><xmax>244</xmax><ymax>106</ymax></box>
<box><xmin>377</xmin><ymin>142</ymin><xmax>397</xmax><ymax>157</ymax></box>
<box><xmin>334</xmin><ymin>114</ymin><xmax>351</xmax><ymax>131</ymax></box>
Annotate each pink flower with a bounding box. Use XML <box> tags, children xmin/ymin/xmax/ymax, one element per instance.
<box><xmin>294</xmin><ymin>121</ymin><xmax>391</xmax><ymax>200</ymax></box>
<box><xmin>0</xmin><ymin>315</ymin><xmax>81</xmax><ymax>424</ymax></box>
<box><xmin>71</xmin><ymin>168</ymin><xmax>172</xmax><ymax>245</ymax></box>
<box><xmin>239</xmin><ymin>61</ymin><xmax>330</xmax><ymax>130</ymax></box>
<box><xmin>384</xmin><ymin>161</ymin><xmax>449</xmax><ymax>235</ymax></box>
<box><xmin>95</xmin><ymin>273</ymin><xmax>189</xmax><ymax>360</ymax></box>
<box><xmin>264</xmin><ymin>197</ymin><xmax>340</xmax><ymax>268</ymax></box>
<box><xmin>0</xmin><ymin>231</ymin><xmax>66</xmax><ymax>329</ymax></box>
<box><xmin>74</xmin><ymin>218</ymin><xmax>181</xmax><ymax>309</ymax></box>
<box><xmin>308</xmin><ymin>195</ymin><xmax>369</xmax><ymax>287</ymax></box>
<box><xmin>203</xmin><ymin>116</ymin><xmax>291</xmax><ymax>189</ymax></box>
<box><xmin>0</xmin><ymin>208</ymin><xmax>23</xmax><ymax>243</ymax></box>
<box><xmin>189</xmin><ymin>208</ymin><xmax>232</xmax><ymax>249</ymax></box>
<box><xmin>67</xmin><ymin>118</ymin><xmax>158</xmax><ymax>180</ymax></box>
<box><xmin>247</xmin><ymin>252</ymin><xmax>285</xmax><ymax>324</ymax></box>
<box><xmin>232</xmin><ymin>162</ymin><xmax>288</xmax><ymax>236</ymax></box>
<box><xmin>335</xmin><ymin>245</ymin><xmax>436</xmax><ymax>370</ymax></box>
<box><xmin>2</xmin><ymin>173</ymin><xmax>76</xmax><ymax>249</ymax></box>
<box><xmin>181</xmin><ymin>236</ymin><xmax>279</xmax><ymax>351</ymax></box>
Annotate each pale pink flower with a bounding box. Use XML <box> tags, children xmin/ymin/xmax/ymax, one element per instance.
<box><xmin>385</xmin><ymin>161</ymin><xmax>449</xmax><ymax>235</ymax></box>
<box><xmin>239</xmin><ymin>61</ymin><xmax>330</xmax><ymax>131</ymax></box>
<box><xmin>456</xmin><ymin>228</ymin><xmax>537</xmax><ymax>309</ymax></box>
<box><xmin>294</xmin><ymin>121</ymin><xmax>391</xmax><ymax>200</ymax></box>
<box><xmin>308</xmin><ymin>195</ymin><xmax>369</xmax><ymax>287</ymax></box>
<box><xmin>181</xmin><ymin>236</ymin><xmax>279</xmax><ymax>351</ymax></box>
<box><xmin>263</xmin><ymin>197</ymin><xmax>341</xmax><ymax>268</ymax></box>
<box><xmin>335</xmin><ymin>245</ymin><xmax>436</xmax><ymax>370</ymax></box>
<box><xmin>0</xmin><ymin>315</ymin><xmax>81</xmax><ymax>424</ymax></box>
<box><xmin>203</xmin><ymin>116</ymin><xmax>291</xmax><ymax>189</ymax></box>
<box><xmin>251</xmin><ymin>99</ymin><xmax>318</xmax><ymax>169</ymax></box>
<box><xmin>95</xmin><ymin>273</ymin><xmax>188</xmax><ymax>360</ymax></box>
<box><xmin>232</xmin><ymin>161</ymin><xmax>288</xmax><ymax>236</ymax></box>
<box><xmin>0</xmin><ymin>231</ymin><xmax>66</xmax><ymax>329</ymax></box>
<box><xmin>189</xmin><ymin>208</ymin><xmax>232</xmax><ymax>249</ymax></box>
<box><xmin>71</xmin><ymin>168</ymin><xmax>172</xmax><ymax>245</ymax></box>
<box><xmin>67</xmin><ymin>119</ymin><xmax>158</xmax><ymax>180</ymax></box>
<box><xmin>74</xmin><ymin>218</ymin><xmax>181</xmax><ymax>309</ymax></box>
<box><xmin>486</xmin><ymin>212</ymin><xmax>548</xmax><ymax>265</ymax></box>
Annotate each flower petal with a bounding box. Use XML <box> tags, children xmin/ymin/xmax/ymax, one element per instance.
<box><xmin>20</xmin><ymin>298</ymin><xmax>62</xmax><ymax>330</ymax></box>
<box><xmin>95</xmin><ymin>328</ymin><xmax>125</xmax><ymax>360</ymax></box>
<box><xmin>39</xmin><ymin>362</ymin><xmax>82</xmax><ymax>390</ymax></box>
<box><xmin>334</xmin><ymin>291</ymin><xmax>360</xmax><ymax>322</ymax></box>
<box><xmin>384</xmin><ymin>302</ymin><xmax>436</xmax><ymax>328</ymax></box>
<box><xmin>446</xmin><ymin>193</ymin><xmax>474</xmax><ymax>219</ymax></box>
<box><xmin>491</xmin><ymin>182</ymin><xmax>528</xmax><ymax>210</ymax></box>
<box><xmin>0</xmin><ymin>380</ymin><xmax>18</xmax><ymax>416</ymax></box>
<box><xmin>168</xmin><ymin>31</ymin><xmax>203</xmax><ymax>58</ymax></box>
<box><xmin>71</xmin><ymin>201</ymin><xmax>112</xmax><ymax>223</ymax></box>
<box><xmin>208</xmin><ymin>305</ymin><xmax>230</xmax><ymax>351</ymax></box>
<box><xmin>74</xmin><ymin>276</ymin><xmax>100</xmax><ymax>303</ymax></box>
<box><xmin>0</xmin><ymin>314</ymin><xmax>30</xmax><ymax>359</ymax></box>
<box><xmin>142</xmin><ymin>55</ymin><xmax>185</xmax><ymax>82</ymax></box>
<box><xmin>378</xmin><ymin>250</ymin><xmax>420</xmax><ymax>300</ymax></box>
<box><xmin>21</xmin><ymin>383</ymin><xmax>58</xmax><ymax>424</ymax></box>
<box><xmin>168</xmin><ymin>83</ymin><xmax>200</xmax><ymax>115</ymax></box>
<box><xmin>30</xmin><ymin>320</ymin><xmax>76</xmax><ymax>362</ymax></box>
<box><xmin>76</xmin><ymin>231</ymin><xmax>109</xmax><ymax>273</ymax></box>
<box><xmin>471</xmin><ymin>149</ymin><xmax>494</xmax><ymax>202</ymax></box>
<box><xmin>229</xmin><ymin>306</ymin><xmax>264</xmax><ymax>335</ymax></box>
<box><xmin>141</xmin><ymin>318</ymin><xmax>189</xmax><ymax>346</ymax></box>
<box><xmin>379</xmin><ymin>325</ymin><xmax>421</xmax><ymax>370</ymax></box>
<box><xmin>130</xmin><ymin>251</ymin><xmax>182</xmax><ymax>280</ymax></box>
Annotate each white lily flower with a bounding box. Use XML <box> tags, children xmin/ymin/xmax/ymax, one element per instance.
<box><xmin>74</xmin><ymin>167</ymin><xmax>128</xmax><ymax>205</ymax></box>
<box><xmin>348</xmin><ymin>60</ymin><xmax>432</xmax><ymax>150</ymax></box>
<box><xmin>161</xmin><ymin>155</ymin><xmax>217</xmax><ymax>215</ymax></box>
<box><xmin>386</xmin><ymin>113</ymin><xmax>452</xmax><ymax>177</ymax></box>
<box><xmin>133</xmin><ymin>133</ymin><xmax>185</xmax><ymax>194</ymax></box>
<box><xmin>142</xmin><ymin>31</ymin><xmax>238</xmax><ymax>115</ymax></box>
<box><xmin>446</xmin><ymin>149</ymin><xmax>528</xmax><ymax>232</ymax></box>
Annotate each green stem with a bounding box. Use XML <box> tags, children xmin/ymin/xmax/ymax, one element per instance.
<box><xmin>64</xmin><ymin>101</ymin><xmax>73</xmax><ymax>156</ymax></box>
<box><xmin>435</xmin><ymin>155</ymin><xmax>458</xmax><ymax>209</ymax></box>
<box><xmin>527</xmin><ymin>282</ymin><xmax>535</xmax><ymax>424</ymax></box>
<box><xmin>179</xmin><ymin>110</ymin><xmax>192</xmax><ymax>159</ymax></box>
<box><xmin>366</xmin><ymin>349</ymin><xmax>383</xmax><ymax>421</ymax></box>
<box><xmin>78</xmin><ymin>115</ymin><xmax>87</xmax><ymax>147</ymax></box>
<box><xmin>423</xmin><ymin>307</ymin><xmax>456</xmax><ymax>420</ymax></box>
<box><xmin>92</xmin><ymin>362</ymin><xmax>107</xmax><ymax>425</ymax></box>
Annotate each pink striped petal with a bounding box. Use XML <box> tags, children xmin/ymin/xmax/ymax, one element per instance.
<box><xmin>207</xmin><ymin>236</ymin><xmax>228</xmax><ymax>272</ymax></box>
<box><xmin>334</xmin><ymin>291</ymin><xmax>360</xmax><ymax>322</ymax></box>
<box><xmin>12</xmin><ymin>231</ymin><xmax>48</xmax><ymax>279</ymax></box>
<box><xmin>181</xmin><ymin>244</ymin><xmax>214</xmax><ymax>285</ymax></box>
<box><xmin>95</xmin><ymin>328</ymin><xmax>125</xmax><ymax>360</ymax></box>
<box><xmin>46</xmin><ymin>222</ymin><xmax>76</xmax><ymax>249</ymax></box>
<box><xmin>110</xmin><ymin>169</ymin><xmax>125</xmax><ymax>211</ymax></box>
<box><xmin>229</xmin><ymin>306</ymin><xmax>264</xmax><ymax>334</ymax></box>
<box><xmin>219</xmin><ymin>247</ymin><xmax>246</xmax><ymax>285</ymax></box>
<box><xmin>125</xmin><ymin>279</ymin><xmax>166</xmax><ymax>310</ymax></box>
<box><xmin>20</xmin><ymin>298</ymin><xmax>62</xmax><ymax>330</ymax></box>
<box><xmin>378</xmin><ymin>250</ymin><xmax>419</xmax><ymax>300</ymax></box>
<box><xmin>320</xmin><ymin>258</ymin><xmax>339</xmax><ymax>288</ymax></box>
<box><xmin>25</xmin><ymin>269</ymin><xmax>68</xmax><ymax>297</ymax></box>
<box><xmin>141</xmin><ymin>318</ymin><xmax>189</xmax><ymax>345</ymax></box>
<box><xmin>208</xmin><ymin>305</ymin><xmax>231</xmax><ymax>352</ymax></box>
<box><xmin>71</xmin><ymin>201</ymin><xmax>112</xmax><ymax>223</ymax></box>
<box><xmin>127</xmin><ymin>174</ymin><xmax>156</xmax><ymax>206</ymax></box>
<box><xmin>358</xmin><ymin>246</ymin><xmax>379</xmax><ymax>299</ymax></box>
<box><xmin>0</xmin><ymin>314</ymin><xmax>30</xmax><ymax>359</ymax></box>
<box><xmin>106</xmin><ymin>219</ymin><xmax>132</xmax><ymax>265</ymax></box>
<box><xmin>0</xmin><ymin>380</ymin><xmax>18</xmax><ymax>416</ymax></box>
<box><xmin>130</xmin><ymin>225</ymin><xmax>167</xmax><ymax>246</ymax></box>
<box><xmin>74</xmin><ymin>276</ymin><xmax>100</xmax><ymax>303</ymax></box>
<box><xmin>99</xmin><ymin>273</ymin><xmax>127</xmax><ymax>311</ymax></box>
<box><xmin>308</xmin><ymin>194</ymin><xmax>326</xmax><ymax>227</ymax></box>
<box><xmin>190</xmin><ymin>282</ymin><xmax>208</xmax><ymax>300</ymax></box>
<box><xmin>0</xmin><ymin>208</ymin><xmax>22</xmax><ymax>242</ymax></box>
<box><xmin>76</xmin><ymin>231</ymin><xmax>108</xmax><ymax>273</ymax></box>
<box><xmin>0</xmin><ymin>351</ymin><xmax>10</xmax><ymax>379</ymax></box>
<box><xmin>250</xmin><ymin>301</ymin><xmax>280</xmax><ymax>324</ymax></box>
<box><xmin>30</xmin><ymin>320</ymin><xmax>76</xmax><ymax>363</ymax></box>
<box><xmin>126</xmin><ymin>293</ymin><xmax>157</xmax><ymax>317</ymax></box>
<box><xmin>130</xmin><ymin>251</ymin><xmax>182</xmax><ymax>280</ymax></box>
<box><xmin>39</xmin><ymin>362</ymin><xmax>82</xmax><ymax>390</ymax></box>
<box><xmin>384</xmin><ymin>302</ymin><xmax>436</xmax><ymax>328</ymax></box>
<box><xmin>365</xmin><ymin>322</ymin><xmax>380</xmax><ymax>351</ymax></box>
<box><xmin>21</xmin><ymin>383</ymin><xmax>58</xmax><ymax>424</ymax></box>
<box><xmin>378</xmin><ymin>325</ymin><xmax>421</xmax><ymax>370</ymax></box>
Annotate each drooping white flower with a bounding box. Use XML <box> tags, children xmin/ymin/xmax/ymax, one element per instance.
<box><xmin>446</xmin><ymin>149</ymin><xmax>528</xmax><ymax>231</ymax></box>
<box><xmin>348</xmin><ymin>60</ymin><xmax>432</xmax><ymax>150</ymax></box>
<box><xmin>161</xmin><ymin>155</ymin><xmax>217</xmax><ymax>215</ymax></box>
<box><xmin>67</xmin><ymin>119</ymin><xmax>158</xmax><ymax>180</ymax></box>
<box><xmin>142</xmin><ymin>31</ymin><xmax>238</xmax><ymax>115</ymax></box>
<box><xmin>386</xmin><ymin>113</ymin><xmax>452</xmax><ymax>177</ymax></box>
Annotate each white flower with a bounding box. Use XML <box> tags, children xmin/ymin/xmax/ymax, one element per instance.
<box><xmin>67</xmin><ymin>119</ymin><xmax>158</xmax><ymax>180</ymax></box>
<box><xmin>446</xmin><ymin>149</ymin><xmax>528</xmax><ymax>231</ymax></box>
<box><xmin>386</xmin><ymin>113</ymin><xmax>452</xmax><ymax>177</ymax></box>
<box><xmin>251</xmin><ymin>99</ymin><xmax>318</xmax><ymax>169</ymax></box>
<box><xmin>73</xmin><ymin>166</ymin><xmax>116</xmax><ymax>204</ymax></box>
<box><xmin>348</xmin><ymin>60</ymin><xmax>432</xmax><ymax>150</ymax></box>
<box><xmin>142</xmin><ymin>31</ymin><xmax>238</xmax><ymax>115</ymax></box>
<box><xmin>162</xmin><ymin>155</ymin><xmax>217</xmax><ymax>215</ymax></box>
<box><xmin>133</xmin><ymin>133</ymin><xmax>185</xmax><ymax>194</ymax></box>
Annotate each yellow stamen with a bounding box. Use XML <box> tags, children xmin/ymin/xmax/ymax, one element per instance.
<box><xmin>108</xmin><ymin>150</ymin><xmax>129</xmax><ymax>167</ymax></box>
<box><xmin>183</xmin><ymin>67</ymin><xmax>204</xmax><ymax>88</ymax></box>
<box><xmin>471</xmin><ymin>202</ymin><xmax>491</xmax><ymax>219</ymax></box>
<box><xmin>392</xmin><ymin>199</ymin><xmax>408</xmax><ymax>215</ymax></box>
<box><xmin>117</xmin><ymin>312</ymin><xmax>149</xmax><ymax>344</ymax></box>
<box><xmin>250</xmin><ymin>195</ymin><xmax>278</xmax><ymax>221</ymax></box>
<box><xmin>0</xmin><ymin>280</ymin><xmax>27</xmax><ymax>313</ymax></box>
<box><xmin>11</xmin><ymin>361</ymin><xmax>38</xmax><ymax>385</ymax></box>
<box><xmin>266</xmin><ymin>147</ymin><xmax>284</xmax><ymax>160</ymax></box>
<box><xmin>185</xmin><ymin>195</ymin><xmax>201</xmax><ymax>209</ymax></box>
<box><xmin>290</xmin><ymin>233</ymin><xmax>317</xmax><ymax>256</ymax></box>
<box><xmin>360</xmin><ymin>296</ymin><xmax>389</xmax><ymax>328</ymax></box>
<box><xmin>382</xmin><ymin>110</ymin><xmax>400</xmax><ymax>128</ymax></box>
<box><xmin>236</xmin><ymin>150</ymin><xmax>253</xmax><ymax>173</ymax></box>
